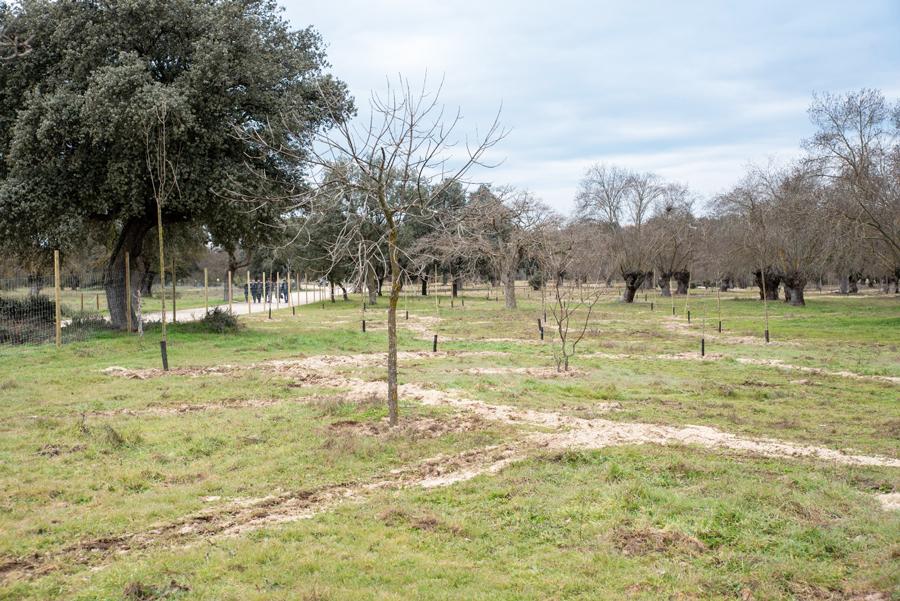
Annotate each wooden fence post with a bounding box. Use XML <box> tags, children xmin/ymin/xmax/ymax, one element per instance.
<box><xmin>204</xmin><ymin>268</ymin><xmax>209</xmax><ymax>314</ymax></box>
<box><xmin>287</xmin><ymin>270</ymin><xmax>293</xmax><ymax>312</ymax></box>
<box><xmin>54</xmin><ymin>250</ymin><xmax>61</xmax><ymax>347</ymax></box>
<box><xmin>228</xmin><ymin>271</ymin><xmax>233</xmax><ymax>315</ymax></box>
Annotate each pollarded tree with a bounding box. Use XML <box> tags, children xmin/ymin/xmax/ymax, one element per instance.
<box><xmin>717</xmin><ymin>162</ymin><xmax>835</xmax><ymax>306</ymax></box>
<box><xmin>805</xmin><ymin>89</ymin><xmax>900</xmax><ymax>281</ymax></box>
<box><xmin>716</xmin><ymin>170</ymin><xmax>782</xmax><ymax>301</ymax></box>
<box><xmin>575</xmin><ymin>164</ymin><xmax>664</xmax><ymax>302</ymax></box>
<box><xmin>0</xmin><ymin>0</ymin><xmax>351</xmax><ymax>328</ymax></box>
<box><xmin>648</xmin><ymin>183</ymin><xmax>695</xmax><ymax>296</ymax></box>
<box><xmin>758</xmin><ymin>164</ymin><xmax>835</xmax><ymax>306</ymax></box>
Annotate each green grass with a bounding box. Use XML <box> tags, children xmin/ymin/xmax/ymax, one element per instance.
<box><xmin>1</xmin><ymin>286</ymin><xmax>899</xmax><ymax>599</ymax></box>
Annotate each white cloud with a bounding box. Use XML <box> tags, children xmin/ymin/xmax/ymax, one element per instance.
<box><xmin>284</xmin><ymin>0</ymin><xmax>900</xmax><ymax>214</ymax></box>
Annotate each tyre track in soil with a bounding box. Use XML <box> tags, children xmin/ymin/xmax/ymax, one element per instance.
<box><xmin>0</xmin><ymin>435</ymin><xmax>541</xmax><ymax>581</ymax></box>
<box><xmin>5</xmin><ymin>354</ymin><xmax>900</xmax><ymax>581</ymax></box>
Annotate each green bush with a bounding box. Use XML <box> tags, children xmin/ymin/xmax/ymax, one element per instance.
<box><xmin>0</xmin><ymin>295</ymin><xmax>56</xmax><ymax>344</ymax></box>
<box><xmin>198</xmin><ymin>307</ymin><xmax>243</xmax><ymax>334</ymax></box>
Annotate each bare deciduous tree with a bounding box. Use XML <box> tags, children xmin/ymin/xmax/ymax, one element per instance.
<box><xmin>429</xmin><ymin>186</ymin><xmax>553</xmax><ymax>310</ymax></box>
<box><xmin>575</xmin><ymin>164</ymin><xmax>664</xmax><ymax>302</ymax></box>
<box><xmin>255</xmin><ymin>76</ymin><xmax>504</xmax><ymax>427</ymax></box>
<box><xmin>805</xmin><ymin>89</ymin><xmax>900</xmax><ymax>281</ymax></box>
<box><xmin>648</xmin><ymin>183</ymin><xmax>695</xmax><ymax>297</ymax></box>
<box><xmin>1</xmin><ymin>1</ymin><xmax>33</xmax><ymax>61</ymax></box>
<box><xmin>536</xmin><ymin>221</ymin><xmax>601</xmax><ymax>372</ymax></box>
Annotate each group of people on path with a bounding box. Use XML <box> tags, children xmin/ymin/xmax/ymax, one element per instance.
<box><xmin>243</xmin><ymin>279</ymin><xmax>289</xmax><ymax>304</ymax></box>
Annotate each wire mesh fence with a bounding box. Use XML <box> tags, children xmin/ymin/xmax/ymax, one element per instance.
<box><xmin>0</xmin><ymin>271</ymin><xmax>114</xmax><ymax>345</ymax></box>
<box><xmin>0</xmin><ymin>266</ymin><xmax>326</xmax><ymax>347</ymax></box>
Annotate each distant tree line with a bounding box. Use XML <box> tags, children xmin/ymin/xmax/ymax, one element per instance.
<box><xmin>1</xmin><ymin>0</ymin><xmax>897</xmax><ymax>323</ymax></box>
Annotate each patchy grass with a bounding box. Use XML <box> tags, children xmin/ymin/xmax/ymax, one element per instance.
<box><xmin>1</xmin><ymin>286</ymin><xmax>899</xmax><ymax>599</ymax></box>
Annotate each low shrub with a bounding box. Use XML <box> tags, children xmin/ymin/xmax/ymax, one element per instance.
<box><xmin>0</xmin><ymin>295</ymin><xmax>56</xmax><ymax>344</ymax></box>
<box><xmin>198</xmin><ymin>307</ymin><xmax>243</xmax><ymax>334</ymax></box>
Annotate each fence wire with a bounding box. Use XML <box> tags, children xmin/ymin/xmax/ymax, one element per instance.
<box><xmin>0</xmin><ymin>269</ymin><xmax>316</xmax><ymax>346</ymax></box>
<box><xmin>0</xmin><ymin>271</ymin><xmax>115</xmax><ymax>345</ymax></box>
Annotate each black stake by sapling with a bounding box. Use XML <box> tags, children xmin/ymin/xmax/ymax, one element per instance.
<box><xmin>701</xmin><ymin>292</ymin><xmax>707</xmax><ymax>357</ymax></box>
<box><xmin>433</xmin><ymin>334</ymin><xmax>438</xmax><ymax>352</ymax></box>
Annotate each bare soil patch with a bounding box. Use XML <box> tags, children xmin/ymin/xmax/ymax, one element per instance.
<box><xmin>584</xmin><ymin>351</ymin><xmax>900</xmax><ymax>384</ymax></box>
<box><xmin>414</xmin><ymin>389</ymin><xmax>900</xmax><ymax>468</ymax></box>
<box><xmin>100</xmin><ymin>351</ymin><xmax>500</xmax><ymax>380</ymax></box>
<box><xmin>611</xmin><ymin>526</ymin><xmax>707</xmax><ymax>556</ymax></box>
<box><xmin>876</xmin><ymin>492</ymin><xmax>900</xmax><ymax>511</ymax></box>
<box><xmin>328</xmin><ymin>414</ymin><xmax>487</xmax><ymax>438</ymax></box>
<box><xmin>661</xmin><ymin>319</ymin><xmax>801</xmax><ymax>347</ymax></box>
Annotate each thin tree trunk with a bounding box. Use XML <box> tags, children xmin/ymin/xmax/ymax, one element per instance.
<box><xmin>367</xmin><ymin>264</ymin><xmax>377</xmax><ymax>305</ymax></box>
<box><xmin>503</xmin><ymin>268</ymin><xmax>517</xmax><ymax>309</ymax></box>
<box><xmin>386</xmin><ymin>225</ymin><xmax>401</xmax><ymax>427</ymax></box>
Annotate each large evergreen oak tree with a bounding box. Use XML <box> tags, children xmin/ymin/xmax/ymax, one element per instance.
<box><xmin>0</xmin><ymin>0</ymin><xmax>351</xmax><ymax>327</ymax></box>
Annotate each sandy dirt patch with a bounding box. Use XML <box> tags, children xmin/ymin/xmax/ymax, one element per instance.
<box><xmin>582</xmin><ymin>351</ymin><xmax>900</xmax><ymax>384</ymax></box>
<box><xmin>459</xmin><ymin>366</ymin><xmax>585</xmax><ymax>378</ymax></box>
<box><xmin>100</xmin><ymin>350</ymin><xmax>500</xmax><ymax>380</ymax></box>
<box><xmin>734</xmin><ymin>358</ymin><xmax>900</xmax><ymax>384</ymax></box>
<box><xmin>414</xmin><ymin>390</ymin><xmax>900</xmax><ymax>469</ymax></box>
<box><xmin>876</xmin><ymin>492</ymin><xmax>900</xmax><ymax>511</ymax></box>
<box><xmin>661</xmin><ymin>319</ymin><xmax>800</xmax><ymax>347</ymax></box>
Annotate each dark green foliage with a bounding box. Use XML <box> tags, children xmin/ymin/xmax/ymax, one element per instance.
<box><xmin>0</xmin><ymin>295</ymin><xmax>55</xmax><ymax>344</ymax></box>
<box><xmin>197</xmin><ymin>307</ymin><xmax>243</xmax><ymax>334</ymax></box>
<box><xmin>0</xmin><ymin>0</ymin><xmax>352</xmax><ymax>327</ymax></box>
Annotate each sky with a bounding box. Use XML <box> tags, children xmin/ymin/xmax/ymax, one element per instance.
<box><xmin>280</xmin><ymin>0</ymin><xmax>900</xmax><ymax>214</ymax></box>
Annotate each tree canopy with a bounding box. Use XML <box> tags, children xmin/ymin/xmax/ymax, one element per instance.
<box><xmin>0</xmin><ymin>0</ymin><xmax>351</xmax><ymax>326</ymax></box>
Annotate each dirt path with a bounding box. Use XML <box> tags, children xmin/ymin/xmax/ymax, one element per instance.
<box><xmin>100</xmin><ymin>354</ymin><xmax>900</xmax><ymax>467</ymax></box>
<box><xmin>6</xmin><ymin>361</ymin><xmax>900</xmax><ymax>581</ymax></box>
<box><xmin>0</xmin><ymin>435</ymin><xmax>540</xmax><ymax>580</ymax></box>
<box><xmin>583</xmin><ymin>351</ymin><xmax>900</xmax><ymax>384</ymax></box>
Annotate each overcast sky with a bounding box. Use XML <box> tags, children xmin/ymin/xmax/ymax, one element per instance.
<box><xmin>280</xmin><ymin>0</ymin><xmax>900</xmax><ymax>214</ymax></box>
